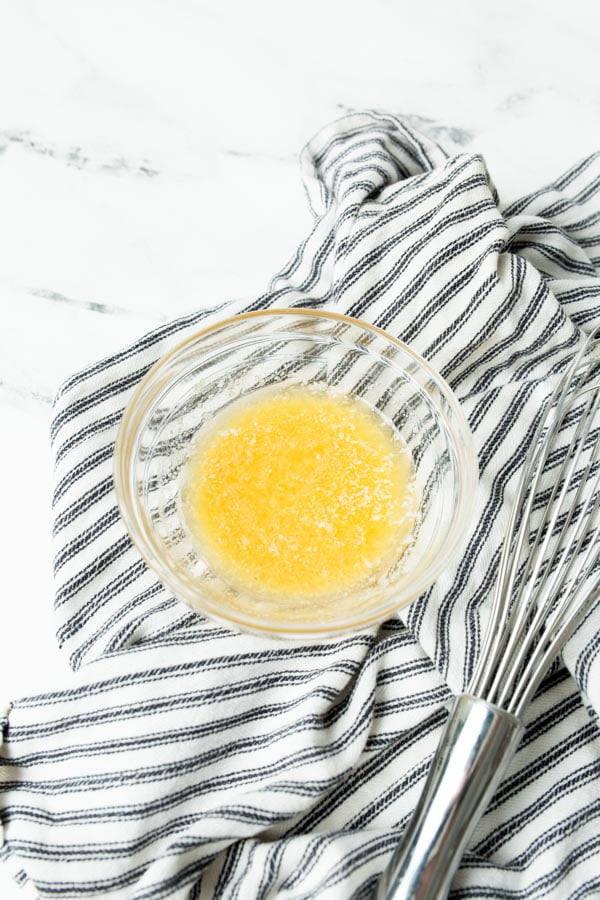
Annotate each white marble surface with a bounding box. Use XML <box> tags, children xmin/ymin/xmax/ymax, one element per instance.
<box><xmin>1</xmin><ymin>1</ymin><xmax>599</xmax><ymax>895</ymax></box>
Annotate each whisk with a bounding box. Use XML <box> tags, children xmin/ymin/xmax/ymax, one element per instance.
<box><xmin>378</xmin><ymin>326</ymin><xmax>600</xmax><ymax>900</ymax></box>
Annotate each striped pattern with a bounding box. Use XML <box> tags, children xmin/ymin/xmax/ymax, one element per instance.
<box><xmin>1</xmin><ymin>110</ymin><xmax>600</xmax><ymax>898</ymax></box>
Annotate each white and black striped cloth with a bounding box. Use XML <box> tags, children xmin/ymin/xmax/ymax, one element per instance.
<box><xmin>2</xmin><ymin>111</ymin><xmax>600</xmax><ymax>899</ymax></box>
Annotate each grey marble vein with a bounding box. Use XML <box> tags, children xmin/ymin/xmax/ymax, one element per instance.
<box><xmin>31</xmin><ymin>288</ymin><xmax>145</xmax><ymax>318</ymax></box>
<box><xmin>0</xmin><ymin>378</ymin><xmax>52</xmax><ymax>406</ymax></box>
<box><xmin>498</xmin><ymin>91</ymin><xmax>536</xmax><ymax>111</ymax></box>
<box><xmin>0</xmin><ymin>130</ymin><xmax>159</xmax><ymax>177</ymax></box>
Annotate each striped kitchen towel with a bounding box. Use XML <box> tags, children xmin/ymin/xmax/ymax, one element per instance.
<box><xmin>1</xmin><ymin>110</ymin><xmax>600</xmax><ymax>899</ymax></box>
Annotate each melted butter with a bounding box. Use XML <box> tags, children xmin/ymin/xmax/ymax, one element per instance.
<box><xmin>181</xmin><ymin>386</ymin><xmax>416</xmax><ymax>602</ymax></box>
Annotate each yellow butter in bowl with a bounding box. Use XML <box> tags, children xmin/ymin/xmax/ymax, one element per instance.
<box><xmin>181</xmin><ymin>386</ymin><xmax>417</xmax><ymax>603</ymax></box>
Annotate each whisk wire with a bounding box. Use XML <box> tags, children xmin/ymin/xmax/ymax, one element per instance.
<box><xmin>470</xmin><ymin>329</ymin><xmax>600</xmax><ymax>705</ymax></box>
<box><xmin>490</xmin><ymin>437</ymin><xmax>581</xmax><ymax>703</ymax></box>
<box><xmin>469</xmin><ymin>408</ymin><xmax>552</xmax><ymax>698</ymax></box>
<box><xmin>514</xmin><ymin>550</ymin><xmax>600</xmax><ymax>716</ymax></box>
<box><xmin>493</xmin><ymin>388</ymin><xmax>600</xmax><ymax>710</ymax></box>
<box><xmin>530</xmin><ymin>430</ymin><xmax>600</xmax><ymax>619</ymax></box>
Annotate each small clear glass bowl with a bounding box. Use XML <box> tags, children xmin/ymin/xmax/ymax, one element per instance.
<box><xmin>114</xmin><ymin>309</ymin><xmax>478</xmax><ymax>639</ymax></box>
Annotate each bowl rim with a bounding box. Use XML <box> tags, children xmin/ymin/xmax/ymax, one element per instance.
<box><xmin>114</xmin><ymin>307</ymin><xmax>479</xmax><ymax>638</ymax></box>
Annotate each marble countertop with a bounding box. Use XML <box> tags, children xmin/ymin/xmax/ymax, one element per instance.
<box><xmin>1</xmin><ymin>2</ymin><xmax>599</xmax><ymax>894</ymax></box>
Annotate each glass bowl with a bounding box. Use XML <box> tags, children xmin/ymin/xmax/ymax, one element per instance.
<box><xmin>114</xmin><ymin>309</ymin><xmax>478</xmax><ymax>639</ymax></box>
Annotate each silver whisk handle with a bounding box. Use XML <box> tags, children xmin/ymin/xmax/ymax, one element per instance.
<box><xmin>377</xmin><ymin>695</ymin><xmax>524</xmax><ymax>900</ymax></box>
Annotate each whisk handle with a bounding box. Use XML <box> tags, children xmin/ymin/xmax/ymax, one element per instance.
<box><xmin>377</xmin><ymin>695</ymin><xmax>524</xmax><ymax>900</ymax></box>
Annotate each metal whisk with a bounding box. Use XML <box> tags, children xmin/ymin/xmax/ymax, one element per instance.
<box><xmin>378</xmin><ymin>326</ymin><xmax>600</xmax><ymax>900</ymax></box>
